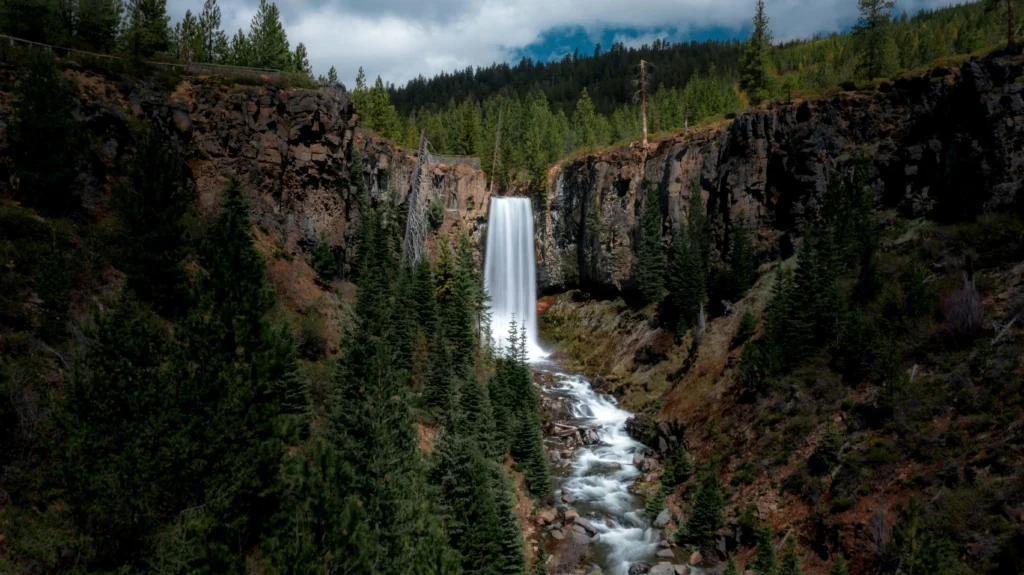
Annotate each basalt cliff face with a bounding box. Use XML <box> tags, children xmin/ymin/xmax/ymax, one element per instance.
<box><xmin>0</xmin><ymin>68</ymin><xmax>490</xmax><ymax>273</ymax></box>
<box><xmin>537</xmin><ymin>54</ymin><xmax>1024</xmax><ymax>295</ymax></box>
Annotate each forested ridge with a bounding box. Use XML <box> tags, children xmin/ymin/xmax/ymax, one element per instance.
<box><xmin>0</xmin><ymin>51</ymin><xmax>551</xmax><ymax>574</ymax></box>
<box><xmin>365</xmin><ymin>0</ymin><xmax>1020</xmax><ymax>194</ymax></box>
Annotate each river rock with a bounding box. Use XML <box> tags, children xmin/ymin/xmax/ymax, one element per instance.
<box><xmin>656</xmin><ymin>548</ymin><xmax>675</xmax><ymax>559</ymax></box>
<box><xmin>571</xmin><ymin>531</ymin><xmax>590</xmax><ymax>546</ymax></box>
<box><xmin>572</xmin><ymin>524</ymin><xmax>586</xmax><ymax>534</ymax></box>
<box><xmin>561</xmin><ymin>491</ymin><xmax>575</xmax><ymax>504</ymax></box>
<box><xmin>653</xmin><ymin>509</ymin><xmax>672</xmax><ymax>529</ymax></box>
<box><xmin>650</xmin><ymin>564</ymin><xmax>676</xmax><ymax>575</ymax></box>
<box><xmin>674</xmin><ymin>565</ymin><xmax>690</xmax><ymax>575</ymax></box>
<box><xmin>574</xmin><ymin>517</ymin><xmax>598</xmax><ymax>535</ymax></box>
<box><xmin>550</xmin><ymin>529</ymin><xmax>564</xmax><ymax>541</ymax></box>
<box><xmin>537</xmin><ymin>508</ymin><xmax>557</xmax><ymax>525</ymax></box>
<box><xmin>565</xmin><ymin>509</ymin><xmax>579</xmax><ymax>522</ymax></box>
<box><xmin>628</xmin><ymin>563</ymin><xmax>651</xmax><ymax>575</ymax></box>
<box><xmin>688</xmin><ymin>551</ymin><xmax>703</xmax><ymax>566</ymax></box>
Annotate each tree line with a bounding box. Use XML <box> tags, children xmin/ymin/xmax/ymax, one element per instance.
<box><xmin>358</xmin><ymin>0</ymin><xmax>1019</xmax><ymax>185</ymax></box>
<box><xmin>0</xmin><ymin>53</ymin><xmax>552</xmax><ymax>574</ymax></box>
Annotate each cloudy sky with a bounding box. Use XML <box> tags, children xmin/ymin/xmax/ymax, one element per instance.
<box><xmin>167</xmin><ymin>0</ymin><xmax>965</xmax><ymax>88</ymax></box>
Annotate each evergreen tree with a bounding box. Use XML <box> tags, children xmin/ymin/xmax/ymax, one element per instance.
<box><xmin>724</xmin><ymin>556</ymin><xmax>740</xmax><ymax>575</ymax></box>
<box><xmin>661</xmin><ymin>448</ymin><xmax>693</xmax><ymax>487</ymax></box>
<box><xmin>752</xmin><ymin>525</ymin><xmax>778</xmax><ymax>575</ymax></box>
<box><xmin>324</xmin><ymin>65</ymin><xmax>339</xmax><ymax>85</ymax></box>
<box><xmin>665</xmin><ymin>224</ymin><xmax>704</xmax><ymax>332</ymax></box>
<box><xmin>855</xmin><ymin>0</ymin><xmax>898</xmax><ymax>79</ymax></box>
<box><xmin>10</xmin><ymin>54</ymin><xmax>83</xmax><ymax>217</ymax></box>
<box><xmin>645</xmin><ymin>485</ymin><xmax>668</xmax><ymax>517</ymax></box>
<box><xmin>310</xmin><ymin>235</ymin><xmax>336</xmax><ymax>286</ymax></box>
<box><xmin>686</xmin><ymin>186</ymin><xmax>711</xmax><ymax>275</ymax></box>
<box><xmin>123</xmin><ymin>0</ymin><xmax>169</xmax><ymax>58</ymax></box>
<box><xmin>77</xmin><ymin>0</ymin><xmax>122</xmax><ymax>52</ymax></box>
<box><xmin>229</xmin><ymin>28</ymin><xmax>252</xmax><ymax>66</ymax></box>
<box><xmin>171</xmin><ymin>10</ymin><xmax>203</xmax><ymax>61</ymax></box>
<box><xmin>248</xmin><ymin>0</ymin><xmax>290</xmax><ymax>70</ymax></box>
<box><xmin>532</xmin><ymin>544</ymin><xmax>549</xmax><ymax>575</ymax></box>
<box><xmin>828</xmin><ymin>555</ymin><xmax>848</xmax><ymax>575</ymax></box>
<box><xmin>740</xmin><ymin>0</ymin><xmax>775</xmax><ymax>103</ymax></box>
<box><xmin>636</xmin><ymin>183</ymin><xmax>666</xmax><ymax>303</ymax></box>
<box><xmin>729</xmin><ymin>212</ymin><xmax>757</xmax><ymax>299</ymax></box>
<box><xmin>683</xmin><ymin>471</ymin><xmax>724</xmax><ymax>550</ymax></box>
<box><xmin>986</xmin><ymin>0</ymin><xmax>1017</xmax><ymax>48</ymax></box>
<box><xmin>114</xmin><ymin>131</ymin><xmax>194</xmax><ymax>315</ymax></box>
<box><xmin>779</xmin><ymin>538</ymin><xmax>803</xmax><ymax>575</ymax></box>
<box><xmin>368</xmin><ymin>76</ymin><xmax>403</xmax><ymax>140</ymax></box>
<box><xmin>198</xmin><ymin>0</ymin><xmax>229</xmax><ymax>62</ymax></box>
<box><xmin>571</xmin><ymin>88</ymin><xmax>598</xmax><ymax>150</ymax></box>
<box><xmin>734</xmin><ymin>311</ymin><xmax>757</xmax><ymax>346</ymax></box>
<box><xmin>292</xmin><ymin>42</ymin><xmax>312</xmax><ymax>76</ymax></box>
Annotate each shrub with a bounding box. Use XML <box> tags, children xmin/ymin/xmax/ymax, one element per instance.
<box><xmin>733</xmin><ymin>311</ymin><xmax>757</xmax><ymax>347</ymax></box>
<box><xmin>427</xmin><ymin>197</ymin><xmax>445</xmax><ymax>230</ymax></box>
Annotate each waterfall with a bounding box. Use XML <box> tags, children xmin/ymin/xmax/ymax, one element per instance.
<box><xmin>484</xmin><ymin>197</ymin><xmax>547</xmax><ymax>360</ymax></box>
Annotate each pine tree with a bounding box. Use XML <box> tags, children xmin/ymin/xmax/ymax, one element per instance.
<box><xmin>683</xmin><ymin>471</ymin><xmax>724</xmax><ymax>550</ymax></box>
<box><xmin>77</xmin><ymin>0</ymin><xmax>122</xmax><ymax>52</ymax></box>
<box><xmin>686</xmin><ymin>186</ymin><xmax>710</xmax><ymax>275</ymax></box>
<box><xmin>123</xmin><ymin>0</ymin><xmax>169</xmax><ymax>58</ymax></box>
<box><xmin>734</xmin><ymin>311</ymin><xmax>757</xmax><ymax>346</ymax></box>
<box><xmin>724</xmin><ymin>556</ymin><xmax>740</xmax><ymax>575</ymax></box>
<box><xmin>855</xmin><ymin>0</ymin><xmax>898</xmax><ymax>79</ymax></box>
<box><xmin>325</xmin><ymin>66</ymin><xmax>339</xmax><ymax>85</ymax></box>
<box><xmin>661</xmin><ymin>448</ymin><xmax>693</xmax><ymax>487</ymax></box>
<box><xmin>740</xmin><ymin>0</ymin><xmax>775</xmax><ymax>103</ymax></box>
<box><xmin>729</xmin><ymin>212</ymin><xmax>757</xmax><ymax>299</ymax></box>
<box><xmin>665</xmin><ymin>224</ymin><xmax>704</xmax><ymax>332</ymax></box>
<box><xmin>636</xmin><ymin>183</ymin><xmax>666</xmax><ymax>303</ymax></box>
<box><xmin>986</xmin><ymin>0</ymin><xmax>1017</xmax><ymax>48</ymax></box>
<box><xmin>645</xmin><ymin>485</ymin><xmax>668</xmax><ymax>517</ymax></box>
<box><xmin>248</xmin><ymin>0</ymin><xmax>290</xmax><ymax>70</ymax></box>
<box><xmin>368</xmin><ymin>76</ymin><xmax>403</xmax><ymax>140</ymax></box>
<box><xmin>198</xmin><ymin>0</ymin><xmax>228</xmax><ymax>62</ymax></box>
<box><xmin>292</xmin><ymin>42</ymin><xmax>311</xmax><ymax>76</ymax></box>
<box><xmin>10</xmin><ymin>54</ymin><xmax>83</xmax><ymax>217</ymax></box>
<box><xmin>171</xmin><ymin>10</ymin><xmax>203</xmax><ymax>61</ymax></box>
<box><xmin>828</xmin><ymin>555</ymin><xmax>848</xmax><ymax>575</ymax></box>
<box><xmin>779</xmin><ymin>538</ymin><xmax>803</xmax><ymax>575</ymax></box>
<box><xmin>114</xmin><ymin>130</ymin><xmax>194</xmax><ymax>315</ymax></box>
<box><xmin>752</xmin><ymin>525</ymin><xmax>778</xmax><ymax>575</ymax></box>
<box><xmin>310</xmin><ymin>235</ymin><xmax>336</xmax><ymax>286</ymax></box>
<box><xmin>229</xmin><ymin>28</ymin><xmax>252</xmax><ymax>66</ymax></box>
<box><xmin>571</xmin><ymin>88</ymin><xmax>598</xmax><ymax>150</ymax></box>
<box><xmin>532</xmin><ymin>543</ymin><xmax>549</xmax><ymax>575</ymax></box>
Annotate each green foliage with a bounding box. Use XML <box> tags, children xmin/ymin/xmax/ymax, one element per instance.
<box><xmin>682</xmin><ymin>471</ymin><xmax>724</xmax><ymax>550</ymax></box>
<box><xmin>829</xmin><ymin>555</ymin><xmax>849</xmax><ymax>575</ymax></box>
<box><xmin>734</xmin><ymin>311</ymin><xmax>757</xmax><ymax>346</ymax></box>
<box><xmin>571</xmin><ymin>88</ymin><xmax>599</xmax><ymax>150</ymax></box>
<box><xmin>10</xmin><ymin>55</ymin><xmax>83</xmax><ymax>217</ymax></box>
<box><xmin>728</xmin><ymin>212</ymin><xmax>757</xmax><ymax>300</ymax></box>
<box><xmin>855</xmin><ymin>0</ymin><xmax>898</xmax><ymax>79</ymax></box>
<box><xmin>779</xmin><ymin>538</ymin><xmax>803</xmax><ymax>575</ymax></box>
<box><xmin>247</xmin><ymin>0</ymin><xmax>290</xmax><ymax>69</ymax></box>
<box><xmin>357</xmin><ymin>75</ymin><xmax>403</xmax><ymax>140</ymax></box>
<box><xmin>114</xmin><ymin>131</ymin><xmax>194</xmax><ymax>314</ymax></box>
<box><xmin>662</xmin><ymin>448</ymin><xmax>693</xmax><ymax>488</ymax></box>
<box><xmin>724</xmin><ymin>556</ymin><xmax>740</xmax><ymax>575</ymax></box>
<box><xmin>428</xmin><ymin>197</ymin><xmax>446</xmax><ymax>230</ymax></box>
<box><xmin>740</xmin><ymin>0</ymin><xmax>775</xmax><ymax>103</ymax></box>
<box><xmin>889</xmin><ymin>498</ymin><xmax>964</xmax><ymax>575</ymax></box>
<box><xmin>292</xmin><ymin>42</ymin><xmax>311</xmax><ymax>76</ymax></box>
<box><xmin>636</xmin><ymin>183</ymin><xmax>666</xmax><ymax>303</ymax></box>
<box><xmin>808</xmin><ymin>422</ymin><xmax>843</xmax><ymax>476</ymax></box>
<box><xmin>123</xmin><ymin>0</ymin><xmax>170</xmax><ymax>58</ymax></box>
<box><xmin>310</xmin><ymin>235</ymin><xmax>337</xmax><ymax>286</ymax></box>
<box><xmin>752</xmin><ymin>525</ymin><xmax>778</xmax><ymax>575</ymax></box>
<box><xmin>77</xmin><ymin>0</ymin><xmax>123</xmax><ymax>52</ymax></box>
<box><xmin>645</xmin><ymin>484</ymin><xmax>668</xmax><ymax>517</ymax></box>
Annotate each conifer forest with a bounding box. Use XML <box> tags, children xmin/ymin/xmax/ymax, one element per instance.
<box><xmin>1</xmin><ymin>0</ymin><xmax>1024</xmax><ymax>574</ymax></box>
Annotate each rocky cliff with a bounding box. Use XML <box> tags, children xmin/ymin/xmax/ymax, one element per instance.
<box><xmin>538</xmin><ymin>53</ymin><xmax>1024</xmax><ymax>295</ymax></box>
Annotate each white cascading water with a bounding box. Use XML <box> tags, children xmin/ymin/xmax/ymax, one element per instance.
<box><xmin>542</xmin><ymin>368</ymin><xmax>660</xmax><ymax>574</ymax></box>
<box><xmin>483</xmin><ymin>197</ymin><xmax>547</xmax><ymax>360</ymax></box>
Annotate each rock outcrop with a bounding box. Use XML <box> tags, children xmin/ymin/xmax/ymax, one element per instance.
<box><xmin>537</xmin><ymin>53</ymin><xmax>1024</xmax><ymax>295</ymax></box>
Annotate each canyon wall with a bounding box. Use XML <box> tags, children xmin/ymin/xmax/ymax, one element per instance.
<box><xmin>537</xmin><ymin>54</ymin><xmax>1024</xmax><ymax>295</ymax></box>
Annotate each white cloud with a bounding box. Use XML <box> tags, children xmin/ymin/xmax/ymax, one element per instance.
<box><xmin>167</xmin><ymin>0</ymin><xmax>964</xmax><ymax>88</ymax></box>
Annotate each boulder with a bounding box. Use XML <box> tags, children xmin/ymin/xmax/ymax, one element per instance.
<box><xmin>628</xmin><ymin>564</ymin><xmax>651</xmax><ymax>575</ymax></box>
<box><xmin>688</xmin><ymin>551</ymin><xmax>703</xmax><ymax>566</ymax></box>
<box><xmin>674</xmin><ymin>566</ymin><xmax>690</xmax><ymax>575</ymax></box>
<box><xmin>656</xmin><ymin>548</ymin><xmax>675</xmax><ymax>559</ymax></box>
<box><xmin>574</xmin><ymin>517</ymin><xmax>598</xmax><ymax>535</ymax></box>
<box><xmin>564</xmin><ymin>509</ymin><xmax>578</xmax><ymax>523</ymax></box>
<box><xmin>537</xmin><ymin>508</ymin><xmax>557</xmax><ymax>525</ymax></box>
<box><xmin>561</xmin><ymin>491</ymin><xmax>575</xmax><ymax>504</ymax></box>
<box><xmin>653</xmin><ymin>509</ymin><xmax>672</xmax><ymax>529</ymax></box>
<box><xmin>572</xmin><ymin>524</ymin><xmax>586</xmax><ymax>534</ymax></box>
<box><xmin>650</xmin><ymin>564</ymin><xmax>676</xmax><ymax>575</ymax></box>
<box><xmin>550</xmin><ymin>529</ymin><xmax>564</xmax><ymax>541</ymax></box>
<box><xmin>571</xmin><ymin>531</ymin><xmax>591</xmax><ymax>546</ymax></box>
